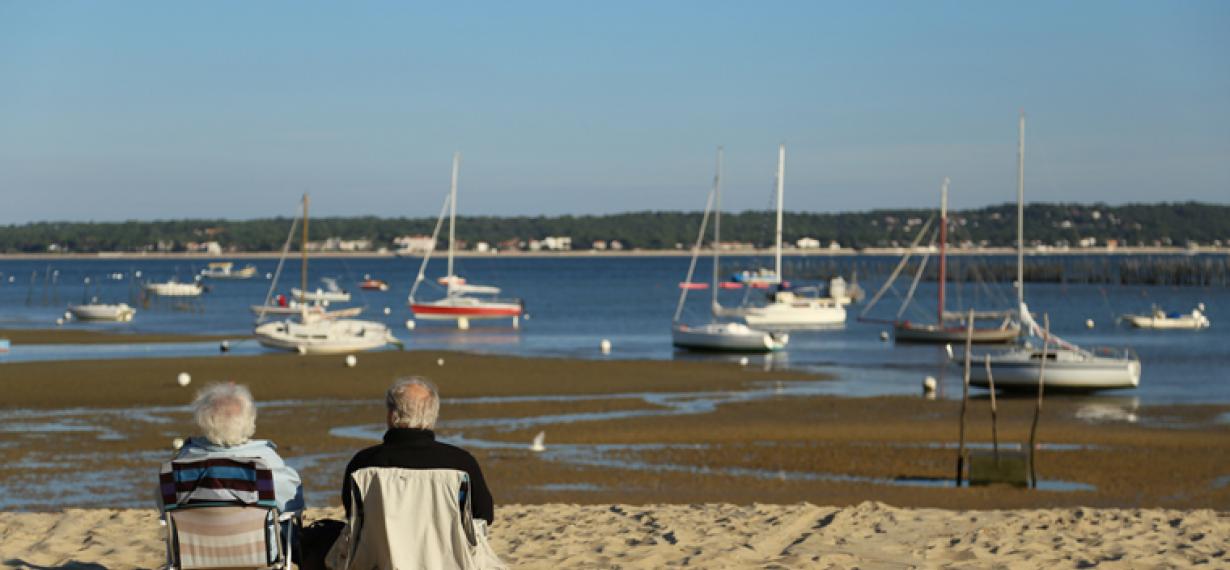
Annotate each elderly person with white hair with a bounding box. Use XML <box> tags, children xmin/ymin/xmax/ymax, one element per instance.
<box><xmin>339</xmin><ymin>377</ymin><xmax>493</xmax><ymax>523</ymax></box>
<box><xmin>167</xmin><ymin>382</ymin><xmax>304</xmax><ymax>514</ymax></box>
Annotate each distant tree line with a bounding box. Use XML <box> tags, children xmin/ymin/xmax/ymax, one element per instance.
<box><xmin>1</xmin><ymin>202</ymin><xmax>1227</xmax><ymax>253</ymax></box>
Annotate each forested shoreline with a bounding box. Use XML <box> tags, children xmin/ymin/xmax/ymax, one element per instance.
<box><xmin>2</xmin><ymin>202</ymin><xmax>1226</xmax><ymax>253</ymax></box>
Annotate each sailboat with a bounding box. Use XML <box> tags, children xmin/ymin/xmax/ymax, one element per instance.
<box><xmin>865</xmin><ymin>178</ymin><xmax>1020</xmax><ymax>343</ymax></box>
<box><xmin>672</xmin><ymin>148</ymin><xmax>789</xmax><ymax>353</ymax></box>
<box><xmin>409</xmin><ymin>153</ymin><xmax>524</xmax><ymax>329</ymax></box>
<box><xmin>254</xmin><ymin>194</ymin><xmax>396</xmax><ymax>354</ymax></box>
<box><xmin>967</xmin><ymin>113</ymin><xmax>1140</xmax><ymax>391</ymax></box>
<box><xmin>716</xmin><ymin>145</ymin><xmax>845</xmax><ymax>328</ymax></box>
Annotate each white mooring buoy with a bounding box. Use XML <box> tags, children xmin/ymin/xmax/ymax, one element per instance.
<box><xmin>599</xmin><ymin>339</ymin><xmax>612</xmax><ymax>354</ymax></box>
<box><xmin>345</xmin><ymin>354</ymin><xmax>358</xmax><ymax>368</ymax></box>
<box><xmin>177</xmin><ymin>372</ymin><xmax>192</xmax><ymax>387</ymax></box>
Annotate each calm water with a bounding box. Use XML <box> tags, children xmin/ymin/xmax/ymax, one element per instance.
<box><xmin>2</xmin><ymin>255</ymin><xmax>1228</xmax><ymax>405</ymax></box>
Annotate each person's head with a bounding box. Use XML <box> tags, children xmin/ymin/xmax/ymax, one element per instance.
<box><xmin>192</xmin><ymin>382</ymin><xmax>257</xmax><ymax>447</ymax></box>
<box><xmin>386</xmin><ymin>377</ymin><xmax>440</xmax><ymax>430</ymax></box>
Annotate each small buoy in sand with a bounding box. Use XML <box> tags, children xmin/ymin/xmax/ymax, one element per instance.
<box><xmin>529</xmin><ymin>431</ymin><xmax>546</xmax><ymax>453</ymax></box>
<box><xmin>739</xmin><ymin>356</ymin><xmax>749</xmax><ymax>366</ymax></box>
<box><xmin>296</xmin><ymin>345</ymin><xmax>308</xmax><ymax>355</ymax></box>
<box><xmin>879</xmin><ymin>331</ymin><xmax>889</xmax><ymax>341</ymax></box>
<box><xmin>172</xmin><ymin>437</ymin><xmax>185</xmax><ymax>450</ymax></box>
<box><xmin>405</xmin><ymin>320</ymin><xmax>416</xmax><ymax>330</ymax></box>
<box><xmin>599</xmin><ymin>339</ymin><xmax>611</xmax><ymax>354</ymax></box>
<box><xmin>177</xmin><ymin>372</ymin><xmax>192</xmax><ymax>387</ymax></box>
<box><xmin>345</xmin><ymin>354</ymin><xmax>357</xmax><ymax>368</ymax></box>
<box><xmin>1085</xmin><ymin>318</ymin><xmax>1095</xmax><ymax>329</ymax></box>
<box><xmin>437</xmin><ymin>357</ymin><xmax>445</xmax><ymax>366</ymax></box>
<box><xmin>55</xmin><ymin>318</ymin><xmax>64</xmax><ymax>326</ymax></box>
<box><xmin>383</xmin><ymin>307</ymin><xmax>392</xmax><ymax>315</ymax></box>
<box><xmin>923</xmin><ymin>376</ymin><xmax>937</xmax><ymax>393</ymax></box>
<box><xmin>219</xmin><ymin>340</ymin><xmax>230</xmax><ymax>352</ymax></box>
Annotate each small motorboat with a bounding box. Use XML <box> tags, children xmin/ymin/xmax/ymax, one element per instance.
<box><xmin>1122</xmin><ymin>304</ymin><xmax>1210</xmax><ymax>330</ymax></box>
<box><xmin>200</xmin><ymin>262</ymin><xmax>257</xmax><ymax>279</ymax></box>
<box><xmin>69</xmin><ymin>302</ymin><xmax>136</xmax><ymax>322</ymax></box>
<box><xmin>359</xmin><ymin>276</ymin><xmax>390</xmax><ymax>291</ymax></box>
<box><xmin>144</xmin><ymin>280</ymin><xmax>204</xmax><ymax>297</ymax></box>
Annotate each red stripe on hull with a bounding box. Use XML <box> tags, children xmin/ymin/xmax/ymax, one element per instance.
<box><xmin>410</xmin><ymin>304</ymin><xmax>522</xmax><ymax>317</ymax></box>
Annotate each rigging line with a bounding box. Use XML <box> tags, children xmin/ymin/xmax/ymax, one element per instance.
<box><xmin>674</xmin><ymin>184</ymin><xmax>718</xmax><ymax>323</ymax></box>
<box><xmin>261</xmin><ymin>215</ymin><xmax>300</xmax><ymax>311</ymax></box>
<box><xmin>896</xmin><ymin>228</ymin><xmax>938</xmax><ymax>321</ymax></box>
<box><xmin>408</xmin><ymin>191</ymin><xmax>454</xmax><ymax>304</ymax></box>
<box><xmin>858</xmin><ymin>214</ymin><xmax>935</xmax><ymax>319</ymax></box>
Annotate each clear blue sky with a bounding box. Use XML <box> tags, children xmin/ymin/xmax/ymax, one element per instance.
<box><xmin>1</xmin><ymin>1</ymin><xmax>1227</xmax><ymax>223</ymax></box>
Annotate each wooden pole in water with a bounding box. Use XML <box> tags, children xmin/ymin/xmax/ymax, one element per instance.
<box><xmin>956</xmin><ymin>308</ymin><xmax>974</xmax><ymax>486</ymax></box>
<box><xmin>985</xmin><ymin>354</ymin><xmax>998</xmax><ymax>463</ymax></box>
<box><xmin>1028</xmin><ymin>314</ymin><xmax>1050</xmax><ymax>489</ymax></box>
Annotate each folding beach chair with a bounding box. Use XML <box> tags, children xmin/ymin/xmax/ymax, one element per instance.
<box><xmin>159</xmin><ymin>457</ymin><xmax>297</xmax><ymax>569</ymax></box>
<box><xmin>328</xmin><ymin>467</ymin><xmax>504</xmax><ymax>570</ymax></box>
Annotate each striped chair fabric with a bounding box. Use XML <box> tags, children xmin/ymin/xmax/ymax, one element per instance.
<box><xmin>160</xmin><ymin>457</ymin><xmax>283</xmax><ymax>569</ymax></box>
<box><xmin>168</xmin><ymin>506</ymin><xmax>274</xmax><ymax>568</ymax></box>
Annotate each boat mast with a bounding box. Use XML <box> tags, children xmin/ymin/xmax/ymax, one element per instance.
<box><xmin>301</xmin><ymin>193</ymin><xmax>309</xmax><ymax>296</ymax></box>
<box><xmin>712</xmin><ymin>147</ymin><xmax>723</xmax><ymax>314</ymax></box>
<box><xmin>448</xmin><ymin>152</ymin><xmax>460</xmax><ymax>280</ymax></box>
<box><xmin>775</xmin><ymin>144</ymin><xmax>785</xmax><ymax>281</ymax></box>
<box><xmin>938</xmin><ymin>177</ymin><xmax>949</xmax><ymax>324</ymax></box>
<box><xmin>1016</xmin><ymin>112</ymin><xmax>1025</xmax><ymax>308</ymax></box>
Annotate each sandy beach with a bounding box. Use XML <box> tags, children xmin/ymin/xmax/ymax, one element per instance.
<box><xmin>2</xmin><ymin>339</ymin><xmax>1229</xmax><ymax>567</ymax></box>
<box><xmin>1</xmin><ymin>502</ymin><xmax>1226</xmax><ymax>569</ymax></box>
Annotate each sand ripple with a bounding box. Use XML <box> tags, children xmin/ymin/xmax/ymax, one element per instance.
<box><xmin>2</xmin><ymin>502</ymin><xmax>1226</xmax><ymax>569</ymax></box>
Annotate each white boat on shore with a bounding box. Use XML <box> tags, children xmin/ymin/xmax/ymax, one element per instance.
<box><xmin>966</xmin><ymin>113</ymin><xmax>1140</xmax><ymax>392</ymax></box>
<box><xmin>672</xmin><ymin>322</ymin><xmax>788</xmax><ymax>352</ymax></box>
<box><xmin>144</xmin><ymin>280</ymin><xmax>203</xmax><ymax>297</ymax></box>
<box><xmin>1122</xmin><ymin>305</ymin><xmax>1210</xmax><ymax>330</ymax></box>
<box><xmin>672</xmin><ymin>148</ymin><xmax>786</xmax><ymax>353</ymax></box>
<box><xmin>254</xmin><ymin>314</ymin><xmax>397</xmax><ymax>354</ymax></box>
<box><xmin>68</xmin><ymin>302</ymin><xmax>136</xmax><ymax>322</ymax></box>
<box><xmin>717</xmin><ymin>145</ymin><xmax>845</xmax><ymax>329</ymax></box>
<box><xmin>254</xmin><ymin>194</ymin><xmax>394</xmax><ymax>354</ymax></box>
<box><xmin>409</xmin><ymin>153</ymin><xmax>524</xmax><ymax>329</ymax></box>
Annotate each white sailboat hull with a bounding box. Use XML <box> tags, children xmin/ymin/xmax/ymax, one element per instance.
<box><xmin>671</xmin><ymin>323</ymin><xmax>788</xmax><ymax>353</ymax></box>
<box><xmin>69</xmin><ymin>303</ymin><xmax>136</xmax><ymax>322</ymax></box>
<box><xmin>254</xmin><ymin>318</ymin><xmax>394</xmax><ymax>354</ymax></box>
<box><xmin>144</xmin><ymin>282</ymin><xmax>203</xmax><ymax>297</ymax></box>
<box><xmin>967</xmin><ymin>348</ymin><xmax>1141</xmax><ymax>391</ymax></box>
<box><xmin>736</xmin><ymin>299</ymin><xmax>847</xmax><ymax>328</ymax></box>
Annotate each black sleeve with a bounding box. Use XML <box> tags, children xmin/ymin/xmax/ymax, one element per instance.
<box><xmin>341</xmin><ymin>455</ymin><xmax>359</xmax><ymax>518</ymax></box>
<box><xmin>466</xmin><ymin>455</ymin><xmax>495</xmax><ymax>524</ymax></box>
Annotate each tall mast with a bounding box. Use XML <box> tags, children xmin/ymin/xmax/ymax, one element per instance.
<box><xmin>775</xmin><ymin>144</ymin><xmax>785</xmax><ymax>280</ymax></box>
<box><xmin>938</xmin><ymin>177</ymin><xmax>949</xmax><ymax>324</ymax></box>
<box><xmin>301</xmin><ymin>193</ymin><xmax>309</xmax><ymax>295</ymax></box>
<box><xmin>712</xmin><ymin>147</ymin><xmax>723</xmax><ymax>312</ymax></box>
<box><xmin>1016</xmin><ymin>112</ymin><xmax>1025</xmax><ymax>307</ymax></box>
<box><xmin>448</xmin><ymin>151</ymin><xmax>460</xmax><ymax>279</ymax></box>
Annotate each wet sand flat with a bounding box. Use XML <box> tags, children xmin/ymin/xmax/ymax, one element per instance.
<box><xmin>2</xmin><ymin>351</ymin><xmax>1228</xmax><ymax>512</ymax></box>
<box><xmin>0</xmin><ymin>328</ymin><xmax>242</xmax><ymax>345</ymax></box>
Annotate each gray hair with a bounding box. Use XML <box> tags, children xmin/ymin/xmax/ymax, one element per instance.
<box><xmin>193</xmin><ymin>382</ymin><xmax>257</xmax><ymax>447</ymax></box>
<box><xmin>387</xmin><ymin>377</ymin><xmax>440</xmax><ymax>429</ymax></box>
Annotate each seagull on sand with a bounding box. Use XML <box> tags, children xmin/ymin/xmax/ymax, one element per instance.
<box><xmin>529</xmin><ymin>431</ymin><xmax>546</xmax><ymax>453</ymax></box>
